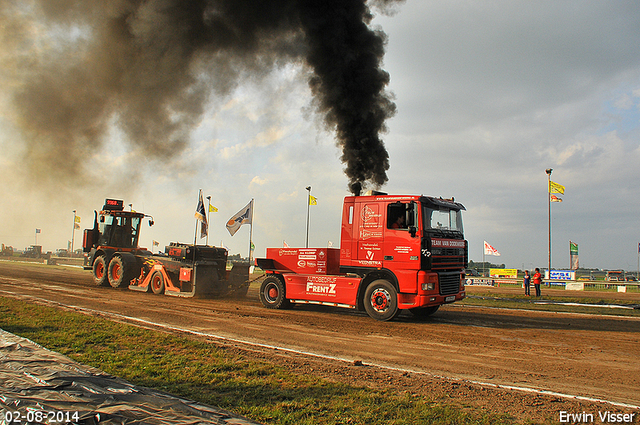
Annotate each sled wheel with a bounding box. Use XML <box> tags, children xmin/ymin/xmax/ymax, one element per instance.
<box><xmin>93</xmin><ymin>256</ymin><xmax>108</xmax><ymax>287</ymax></box>
<box><xmin>259</xmin><ymin>276</ymin><xmax>290</xmax><ymax>309</ymax></box>
<box><xmin>150</xmin><ymin>271</ymin><xmax>165</xmax><ymax>295</ymax></box>
<box><xmin>364</xmin><ymin>279</ymin><xmax>400</xmax><ymax>321</ymax></box>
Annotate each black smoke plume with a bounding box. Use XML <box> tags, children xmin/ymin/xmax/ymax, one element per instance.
<box><xmin>2</xmin><ymin>0</ymin><xmax>401</xmax><ymax>194</ymax></box>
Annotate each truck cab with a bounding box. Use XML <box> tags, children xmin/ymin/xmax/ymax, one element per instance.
<box><xmin>339</xmin><ymin>194</ymin><xmax>467</xmax><ymax>310</ymax></box>
<box><xmin>257</xmin><ymin>193</ymin><xmax>467</xmax><ymax>321</ymax></box>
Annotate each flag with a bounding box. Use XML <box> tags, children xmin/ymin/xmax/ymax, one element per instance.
<box><xmin>209</xmin><ymin>205</ymin><xmax>218</xmax><ymax>213</ymax></box>
<box><xmin>251</xmin><ymin>242</ymin><xmax>255</xmax><ymax>252</ymax></box>
<box><xmin>74</xmin><ymin>223</ymin><xmax>80</xmax><ymax>230</ymax></box>
<box><xmin>74</xmin><ymin>216</ymin><xmax>81</xmax><ymax>223</ymax></box>
<box><xmin>194</xmin><ymin>190</ymin><xmax>208</xmax><ymax>238</ymax></box>
<box><xmin>309</xmin><ymin>195</ymin><xmax>317</xmax><ymax>206</ymax></box>
<box><xmin>550</xmin><ymin>194</ymin><xmax>563</xmax><ymax>202</ymax></box>
<box><xmin>484</xmin><ymin>241</ymin><xmax>501</xmax><ymax>256</ymax></box>
<box><xmin>283</xmin><ymin>240</ymin><xmax>289</xmax><ymax>248</ymax></box>
<box><xmin>570</xmin><ymin>241</ymin><xmax>578</xmax><ymax>255</ymax></box>
<box><xmin>549</xmin><ymin>180</ymin><xmax>565</xmax><ymax>195</ymax></box>
<box><xmin>35</xmin><ymin>229</ymin><xmax>41</xmax><ymax>234</ymax></box>
<box><xmin>153</xmin><ymin>240</ymin><xmax>159</xmax><ymax>247</ymax></box>
<box><xmin>570</xmin><ymin>241</ymin><xmax>579</xmax><ymax>270</ymax></box>
<box><xmin>226</xmin><ymin>200</ymin><xmax>253</xmax><ymax>236</ymax></box>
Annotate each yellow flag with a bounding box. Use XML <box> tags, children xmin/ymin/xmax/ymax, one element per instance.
<box><xmin>74</xmin><ymin>216</ymin><xmax>81</xmax><ymax>223</ymax></box>
<box><xmin>309</xmin><ymin>195</ymin><xmax>317</xmax><ymax>205</ymax></box>
<box><xmin>209</xmin><ymin>205</ymin><xmax>218</xmax><ymax>212</ymax></box>
<box><xmin>549</xmin><ymin>181</ymin><xmax>565</xmax><ymax>195</ymax></box>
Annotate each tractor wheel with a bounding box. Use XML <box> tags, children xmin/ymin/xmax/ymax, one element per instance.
<box><xmin>108</xmin><ymin>254</ymin><xmax>138</xmax><ymax>289</ymax></box>
<box><xmin>150</xmin><ymin>271</ymin><xmax>165</xmax><ymax>295</ymax></box>
<box><xmin>92</xmin><ymin>256</ymin><xmax>108</xmax><ymax>287</ymax></box>
<box><xmin>363</xmin><ymin>279</ymin><xmax>400</xmax><ymax>321</ymax></box>
<box><xmin>259</xmin><ymin>276</ymin><xmax>290</xmax><ymax>309</ymax></box>
<box><xmin>409</xmin><ymin>305</ymin><xmax>439</xmax><ymax>319</ymax></box>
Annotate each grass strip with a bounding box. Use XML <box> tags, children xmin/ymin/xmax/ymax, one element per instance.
<box><xmin>0</xmin><ymin>296</ymin><xmax>514</xmax><ymax>425</ymax></box>
<box><xmin>461</xmin><ymin>295</ymin><xmax>640</xmax><ymax>316</ymax></box>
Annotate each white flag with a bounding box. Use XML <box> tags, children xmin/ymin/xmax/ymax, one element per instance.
<box><xmin>226</xmin><ymin>200</ymin><xmax>253</xmax><ymax>236</ymax></box>
<box><xmin>484</xmin><ymin>241</ymin><xmax>501</xmax><ymax>256</ymax></box>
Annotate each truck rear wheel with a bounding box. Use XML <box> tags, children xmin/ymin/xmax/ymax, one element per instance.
<box><xmin>93</xmin><ymin>256</ymin><xmax>108</xmax><ymax>287</ymax></box>
<box><xmin>108</xmin><ymin>254</ymin><xmax>137</xmax><ymax>289</ymax></box>
<box><xmin>259</xmin><ymin>276</ymin><xmax>290</xmax><ymax>309</ymax></box>
<box><xmin>364</xmin><ymin>279</ymin><xmax>400</xmax><ymax>321</ymax></box>
<box><xmin>409</xmin><ymin>305</ymin><xmax>439</xmax><ymax>319</ymax></box>
<box><xmin>150</xmin><ymin>271</ymin><xmax>165</xmax><ymax>295</ymax></box>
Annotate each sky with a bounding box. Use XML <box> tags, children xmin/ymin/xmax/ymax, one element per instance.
<box><xmin>1</xmin><ymin>1</ymin><xmax>640</xmax><ymax>272</ymax></box>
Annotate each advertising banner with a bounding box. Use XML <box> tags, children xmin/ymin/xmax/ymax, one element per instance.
<box><xmin>489</xmin><ymin>268</ymin><xmax>517</xmax><ymax>278</ymax></box>
<box><xmin>549</xmin><ymin>270</ymin><xmax>575</xmax><ymax>281</ymax></box>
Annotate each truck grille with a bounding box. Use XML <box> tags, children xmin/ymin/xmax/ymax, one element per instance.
<box><xmin>439</xmin><ymin>272</ymin><xmax>461</xmax><ymax>295</ymax></box>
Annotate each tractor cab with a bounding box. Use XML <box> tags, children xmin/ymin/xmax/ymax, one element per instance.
<box><xmin>97</xmin><ymin>210</ymin><xmax>143</xmax><ymax>249</ymax></box>
<box><xmin>83</xmin><ymin>199</ymin><xmax>152</xmax><ymax>253</ymax></box>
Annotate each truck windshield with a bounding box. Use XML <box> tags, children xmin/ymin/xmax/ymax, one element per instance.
<box><xmin>423</xmin><ymin>206</ymin><xmax>463</xmax><ymax>233</ymax></box>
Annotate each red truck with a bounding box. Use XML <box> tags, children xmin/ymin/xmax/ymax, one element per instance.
<box><xmin>255</xmin><ymin>192</ymin><xmax>467</xmax><ymax>321</ymax></box>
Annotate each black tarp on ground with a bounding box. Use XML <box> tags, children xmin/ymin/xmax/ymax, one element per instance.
<box><xmin>0</xmin><ymin>329</ymin><xmax>260</xmax><ymax>424</ymax></box>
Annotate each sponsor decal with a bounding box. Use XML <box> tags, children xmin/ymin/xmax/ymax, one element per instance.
<box><xmin>361</xmin><ymin>205</ymin><xmax>382</xmax><ymax>224</ymax></box>
<box><xmin>306</xmin><ymin>276</ymin><xmax>338</xmax><ymax>296</ymax></box>
<box><xmin>394</xmin><ymin>246</ymin><xmax>412</xmax><ymax>254</ymax></box>
<box><xmin>297</xmin><ymin>260</ymin><xmax>306</xmax><ymax>268</ymax></box>
<box><xmin>431</xmin><ymin>239</ymin><xmax>466</xmax><ymax>248</ymax></box>
<box><xmin>360</xmin><ymin>229</ymin><xmax>383</xmax><ymax>240</ymax></box>
<box><xmin>357</xmin><ymin>260</ymin><xmax>382</xmax><ymax>267</ymax></box>
<box><xmin>279</xmin><ymin>249</ymin><xmax>299</xmax><ymax>256</ymax></box>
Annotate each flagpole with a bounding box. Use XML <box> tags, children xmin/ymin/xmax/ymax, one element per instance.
<box><xmin>546</xmin><ymin>168</ymin><xmax>553</xmax><ymax>277</ymax></box>
<box><xmin>206</xmin><ymin>196</ymin><xmax>211</xmax><ymax>246</ymax></box>
<box><xmin>306</xmin><ymin>186</ymin><xmax>311</xmax><ymax>248</ymax></box>
<box><xmin>71</xmin><ymin>210</ymin><xmax>77</xmax><ymax>254</ymax></box>
<box><xmin>482</xmin><ymin>243</ymin><xmax>485</xmax><ymax>277</ymax></box>
<box><xmin>248</xmin><ymin>199</ymin><xmax>254</xmax><ymax>263</ymax></box>
<box><xmin>193</xmin><ymin>190</ymin><xmax>201</xmax><ymax>262</ymax></box>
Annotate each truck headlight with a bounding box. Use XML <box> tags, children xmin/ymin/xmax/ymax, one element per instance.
<box><xmin>421</xmin><ymin>282</ymin><xmax>435</xmax><ymax>291</ymax></box>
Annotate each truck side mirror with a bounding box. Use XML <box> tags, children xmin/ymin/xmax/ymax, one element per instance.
<box><xmin>409</xmin><ymin>226</ymin><xmax>417</xmax><ymax>237</ymax></box>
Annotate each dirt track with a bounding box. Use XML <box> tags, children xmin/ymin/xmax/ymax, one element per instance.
<box><xmin>1</xmin><ymin>260</ymin><xmax>639</xmax><ymax>424</ymax></box>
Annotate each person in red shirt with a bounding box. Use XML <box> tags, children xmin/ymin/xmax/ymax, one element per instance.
<box><xmin>532</xmin><ymin>268</ymin><xmax>542</xmax><ymax>297</ymax></box>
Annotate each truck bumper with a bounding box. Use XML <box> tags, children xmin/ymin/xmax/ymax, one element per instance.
<box><xmin>397</xmin><ymin>291</ymin><xmax>465</xmax><ymax>309</ymax></box>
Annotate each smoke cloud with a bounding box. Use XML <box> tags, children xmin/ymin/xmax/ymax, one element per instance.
<box><xmin>1</xmin><ymin>0</ymin><xmax>401</xmax><ymax>194</ymax></box>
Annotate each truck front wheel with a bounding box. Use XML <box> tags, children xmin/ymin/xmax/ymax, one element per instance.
<box><xmin>93</xmin><ymin>256</ymin><xmax>108</xmax><ymax>287</ymax></box>
<box><xmin>364</xmin><ymin>279</ymin><xmax>400</xmax><ymax>321</ymax></box>
<box><xmin>259</xmin><ymin>276</ymin><xmax>290</xmax><ymax>309</ymax></box>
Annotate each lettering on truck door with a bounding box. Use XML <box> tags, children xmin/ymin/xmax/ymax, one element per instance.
<box><xmin>357</xmin><ymin>203</ymin><xmax>383</xmax><ymax>265</ymax></box>
<box><xmin>385</xmin><ymin>201</ymin><xmax>420</xmax><ymax>263</ymax></box>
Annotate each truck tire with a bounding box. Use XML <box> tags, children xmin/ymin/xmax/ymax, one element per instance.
<box><xmin>259</xmin><ymin>276</ymin><xmax>290</xmax><ymax>309</ymax></box>
<box><xmin>364</xmin><ymin>279</ymin><xmax>400</xmax><ymax>321</ymax></box>
<box><xmin>150</xmin><ymin>271</ymin><xmax>165</xmax><ymax>295</ymax></box>
<box><xmin>409</xmin><ymin>305</ymin><xmax>439</xmax><ymax>319</ymax></box>
<box><xmin>93</xmin><ymin>256</ymin><xmax>108</xmax><ymax>287</ymax></box>
<box><xmin>108</xmin><ymin>254</ymin><xmax>137</xmax><ymax>289</ymax></box>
